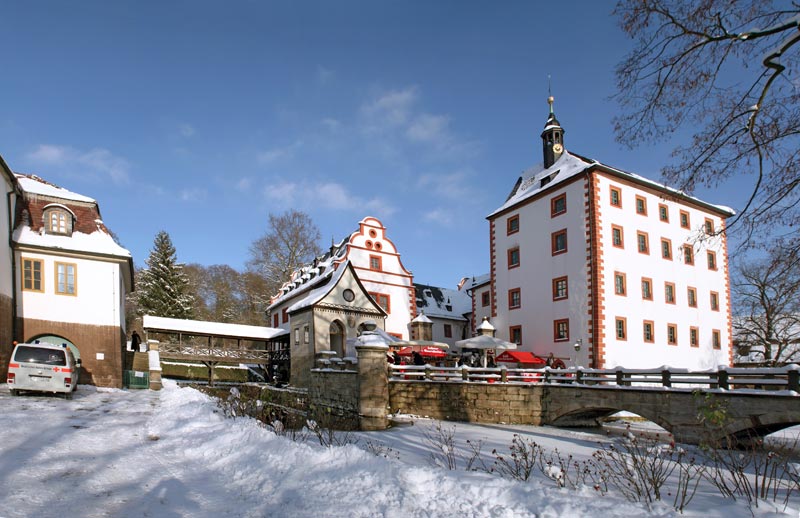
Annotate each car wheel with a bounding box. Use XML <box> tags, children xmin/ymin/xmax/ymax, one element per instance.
<box><xmin>9</xmin><ymin>389</ymin><xmax>18</xmax><ymax>396</ymax></box>
<box><xmin>64</xmin><ymin>391</ymin><xmax>73</xmax><ymax>400</ymax></box>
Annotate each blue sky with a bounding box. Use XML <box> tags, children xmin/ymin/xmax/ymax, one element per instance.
<box><xmin>0</xmin><ymin>1</ymin><xmax>752</xmax><ymax>289</ymax></box>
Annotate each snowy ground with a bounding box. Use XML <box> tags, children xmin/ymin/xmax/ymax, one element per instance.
<box><xmin>0</xmin><ymin>381</ymin><xmax>797</xmax><ymax>518</ymax></box>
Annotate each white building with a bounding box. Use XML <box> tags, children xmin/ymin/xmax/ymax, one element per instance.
<box><xmin>487</xmin><ymin>99</ymin><xmax>734</xmax><ymax>370</ymax></box>
<box><xmin>0</xmin><ymin>156</ymin><xmax>19</xmax><ymax>376</ymax></box>
<box><xmin>11</xmin><ymin>173</ymin><xmax>134</xmax><ymax>387</ymax></box>
<box><xmin>413</xmin><ymin>283</ymin><xmax>471</xmax><ymax>346</ymax></box>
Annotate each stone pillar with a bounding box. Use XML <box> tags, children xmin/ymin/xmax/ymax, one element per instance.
<box><xmin>355</xmin><ymin>343</ymin><xmax>390</xmax><ymax>431</ymax></box>
<box><xmin>147</xmin><ymin>340</ymin><xmax>162</xmax><ymax>391</ymax></box>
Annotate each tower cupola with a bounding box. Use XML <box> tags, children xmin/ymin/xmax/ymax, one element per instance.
<box><xmin>541</xmin><ymin>95</ymin><xmax>565</xmax><ymax>168</ymax></box>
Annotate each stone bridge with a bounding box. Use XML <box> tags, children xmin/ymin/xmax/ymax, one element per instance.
<box><xmin>384</xmin><ymin>363</ymin><xmax>800</xmax><ymax>446</ymax></box>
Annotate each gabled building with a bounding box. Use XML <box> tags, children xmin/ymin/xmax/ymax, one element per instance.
<box><xmin>268</xmin><ymin>259</ymin><xmax>386</xmax><ymax>387</ymax></box>
<box><xmin>11</xmin><ymin>173</ymin><xmax>134</xmax><ymax>387</ymax></box>
<box><xmin>458</xmin><ymin>274</ymin><xmax>491</xmax><ymax>337</ymax></box>
<box><xmin>413</xmin><ymin>283</ymin><xmax>471</xmax><ymax>346</ymax></box>
<box><xmin>487</xmin><ymin>98</ymin><xmax>734</xmax><ymax>370</ymax></box>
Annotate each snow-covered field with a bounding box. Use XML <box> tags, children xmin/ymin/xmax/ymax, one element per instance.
<box><xmin>0</xmin><ymin>380</ymin><xmax>797</xmax><ymax>518</ymax></box>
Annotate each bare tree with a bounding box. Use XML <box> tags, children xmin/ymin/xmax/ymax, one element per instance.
<box><xmin>614</xmin><ymin>1</ymin><xmax>800</xmax><ymax>250</ymax></box>
<box><xmin>247</xmin><ymin>210</ymin><xmax>322</xmax><ymax>300</ymax></box>
<box><xmin>733</xmin><ymin>246</ymin><xmax>800</xmax><ymax>365</ymax></box>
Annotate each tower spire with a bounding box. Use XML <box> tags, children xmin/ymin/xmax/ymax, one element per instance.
<box><xmin>540</xmin><ymin>81</ymin><xmax>565</xmax><ymax>168</ymax></box>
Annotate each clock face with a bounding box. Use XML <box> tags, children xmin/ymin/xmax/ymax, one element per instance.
<box><xmin>342</xmin><ymin>289</ymin><xmax>355</xmax><ymax>302</ymax></box>
<box><xmin>553</xmin><ymin>143</ymin><xmax>563</xmax><ymax>154</ymax></box>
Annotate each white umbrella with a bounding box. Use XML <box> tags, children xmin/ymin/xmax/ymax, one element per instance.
<box><xmin>455</xmin><ymin>335</ymin><xmax>517</xmax><ymax>367</ymax></box>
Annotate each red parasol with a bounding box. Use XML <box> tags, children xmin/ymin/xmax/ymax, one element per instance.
<box><xmin>397</xmin><ymin>345</ymin><xmax>447</xmax><ymax>358</ymax></box>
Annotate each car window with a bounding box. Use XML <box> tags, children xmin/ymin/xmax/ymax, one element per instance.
<box><xmin>13</xmin><ymin>346</ymin><xmax>67</xmax><ymax>366</ymax></box>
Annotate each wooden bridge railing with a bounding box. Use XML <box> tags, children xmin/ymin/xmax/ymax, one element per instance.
<box><xmin>389</xmin><ymin>364</ymin><xmax>800</xmax><ymax>393</ymax></box>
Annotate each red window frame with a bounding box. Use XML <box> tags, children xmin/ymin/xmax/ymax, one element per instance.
<box><xmin>552</xmin><ymin>276</ymin><xmax>568</xmax><ymax>300</ymax></box>
<box><xmin>369</xmin><ymin>255</ymin><xmax>383</xmax><ymax>271</ymax></box>
<box><xmin>550</xmin><ymin>193</ymin><xmax>567</xmax><ymax>217</ymax></box>
<box><xmin>551</xmin><ymin>229</ymin><xmax>568</xmax><ymax>255</ymax></box>
<box><xmin>508</xmin><ymin>288</ymin><xmax>521</xmax><ymax>310</ymax></box>
<box><xmin>553</xmin><ymin>319</ymin><xmax>569</xmax><ymax>342</ymax></box>
<box><xmin>507</xmin><ymin>215</ymin><xmax>519</xmax><ymax>235</ymax></box>
<box><xmin>507</xmin><ymin>247</ymin><xmax>520</xmax><ymax>269</ymax></box>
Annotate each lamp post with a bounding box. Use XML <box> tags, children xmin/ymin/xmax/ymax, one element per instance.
<box><xmin>573</xmin><ymin>339</ymin><xmax>582</xmax><ymax>368</ymax></box>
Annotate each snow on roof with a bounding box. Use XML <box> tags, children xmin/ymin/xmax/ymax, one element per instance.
<box><xmin>143</xmin><ymin>315</ymin><xmax>287</xmax><ymax>340</ymax></box>
<box><xmin>415</xmin><ymin>283</ymin><xmax>471</xmax><ymax>321</ymax></box>
<box><xmin>461</xmin><ymin>273</ymin><xmax>490</xmax><ymax>291</ymax></box>
<box><xmin>13</xmin><ymin>226</ymin><xmax>132</xmax><ymax>258</ymax></box>
<box><xmin>489</xmin><ymin>150</ymin><xmax>736</xmax><ymax>218</ymax></box>
<box><xmin>412</xmin><ymin>313</ymin><xmax>433</xmax><ymax>324</ymax></box>
<box><xmin>15</xmin><ymin>174</ymin><xmax>96</xmax><ymax>203</ymax></box>
<box><xmin>286</xmin><ymin>261</ymin><xmax>348</xmax><ymax>313</ymax></box>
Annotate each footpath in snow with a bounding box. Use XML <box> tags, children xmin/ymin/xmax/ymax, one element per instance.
<box><xmin>0</xmin><ymin>380</ymin><xmax>796</xmax><ymax>518</ymax></box>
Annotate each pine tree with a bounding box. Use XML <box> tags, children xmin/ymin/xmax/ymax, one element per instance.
<box><xmin>136</xmin><ymin>230</ymin><xmax>195</xmax><ymax>319</ymax></box>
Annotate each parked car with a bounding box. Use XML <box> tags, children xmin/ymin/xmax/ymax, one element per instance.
<box><xmin>6</xmin><ymin>341</ymin><xmax>81</xmax><ymax>399</ymax></box>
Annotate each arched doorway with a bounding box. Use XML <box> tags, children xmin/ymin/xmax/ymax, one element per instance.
<box><xmin>330</xmin><ymin>320</ymin><xmax>346</xmax><ymax>357</ymax></box>
<box><xmin>29</xmin><ymin>334</ymin><xmax>80</xmax><ymax>361</ymax></box>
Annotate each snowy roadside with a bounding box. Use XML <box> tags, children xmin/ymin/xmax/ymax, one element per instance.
<box><xmin>0</xmin><ymin>381</ymin><xmax>795</xmax><ymax>517</ymax></box>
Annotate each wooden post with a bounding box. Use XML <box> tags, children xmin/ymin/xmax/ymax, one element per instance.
<box><xmin>500</xmin><ymin>365</ymin><xmax>508</xmax><ymax>383</ymax></box>
<box><xmin>575</xmin><ymin>368</ymin><xmax>583</xmax><ymax>385</ymax></box>
<box><xmin>461</xmin><ymin>365</ymin><xmax>469</xmax><ymax>381</ymax></box>
<box><xmin>788</xmin><ymin>367</ymin><xmax>800</xmax><ymax>392</ymax></box>
<box><xmin>661</xmin><ymin>369</ymin><xmax>671</xmax><ymax>388</ymax></box>
<box><xmin>615</xmin><ymin>368</ymin><xmax>625</xmax><ymax>386</ymax></box>
<box><xmin>717</xmin><ymin>368</ymin><xmax>729</xmax><ymax>390</ymax></box>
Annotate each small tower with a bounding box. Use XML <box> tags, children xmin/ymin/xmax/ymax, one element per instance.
<box><xmin>541</xmin><ymin>95</ymin><xmax>565</xmax><ymax>168</ymax></box>
<box><xmin>410</xmin><ymin>312</ymin><xmax>433</xmax><ymax>341</ymax></box>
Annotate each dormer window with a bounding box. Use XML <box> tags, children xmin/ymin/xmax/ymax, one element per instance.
<box><xmin>43</xmin><ymin>206</ymin><xmax>74</xmax><ymax>236</ymax></box>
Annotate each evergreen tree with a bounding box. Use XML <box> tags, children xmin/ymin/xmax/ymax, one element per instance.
<box><xmin>136</xmin><ymin>230</ymin><xmax>195</xmax><ymax>319</ymax></box>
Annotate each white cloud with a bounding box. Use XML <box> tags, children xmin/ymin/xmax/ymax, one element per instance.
<box><xmin>321</xmin><ymin>118</ymin><xmax>341</xmax><ymax>131</ymax></box>
<box><xmin>316</xmin><ymin>65</ymin><xmax>334</xmax><ymax>85</ymax></box>
<box><xmin>262</xmin><ymin>179</ymin><xmax>395</xmax><ymax>217</ymax></box>
<box><xmin>25</xmin><ymin>144</ymin><xmax>131</xmax><ymax>184</ymax></box>
<box><xmin>406</xmin><ymin>114</ymin><xmax>450</xmax><ymax>145</ymax></box>
<box><xmin>360</xmin><ymin>86</ymin><xmax>418</xmax><ymax>131</ymax></box>
<box><xmin>179</xmin><ymin>124</ymin><xmax>196</xmax><ymax>137</ymax></box>
<box><xmin>256</xmin><ymin>140</ymin><xmax>303</xmax><ymax>165</ymax></box>
<box><xmin>179</xmin><ymin>188</ymin><xmax>207</xmax><ymax>202</ymax></box>
<box><xmin>417</xmin><ymin>171</ymin><xmax>475</xmax><ymax>200</ymax></box>
<box><xmin>423</xmin><ymin>208</ymin><xmax>454</xmax><ymax>226</ymax></box>
<box><xmin>235</xmin><ymin>177</ymin><xmax>252</xmax><ymax>192</ymax></box>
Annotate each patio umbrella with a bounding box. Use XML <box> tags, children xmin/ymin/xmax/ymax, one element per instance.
<box><xmin>455</xmin><ymin>335</ymin><xmax>517</xmax><ymax>367</ymax></box>
<box><xmin>397</xmin><ymin>345</ymin><xmax>447</xmax><ymax>358</ymax></box>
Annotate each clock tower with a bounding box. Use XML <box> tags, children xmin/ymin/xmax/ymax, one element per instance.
<box><xmin>541</xmin><ymin>96</ymin><xmax>564</xmax><ymax>168</ymax></box>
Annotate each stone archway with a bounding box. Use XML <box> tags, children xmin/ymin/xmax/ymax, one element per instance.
<box><xmin>330</xmin><ymin>320</ymin><xmax>346</xmax><ymax>357</ymax></box>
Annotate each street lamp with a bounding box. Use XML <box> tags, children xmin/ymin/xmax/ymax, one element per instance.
<box><xmin>573</xmin><ymin>339</ymin><xmax>582</xmax><ymax>367</ymax></box>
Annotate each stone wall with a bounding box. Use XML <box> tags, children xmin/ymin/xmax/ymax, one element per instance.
<box><xmin>309</xmin><ymin>367</ymin><xmax>359</xmax><ymax>429</ymax></box>
<box><xmin>389</xmin><ymin>381</ymin><xmax>546</xmax><ymax>425</ymax></box>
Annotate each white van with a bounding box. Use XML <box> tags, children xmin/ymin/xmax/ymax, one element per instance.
<box><xmin>7</xmin><ymin>341</ymin><xmax>81</xmax><ymax>399</ymax></box>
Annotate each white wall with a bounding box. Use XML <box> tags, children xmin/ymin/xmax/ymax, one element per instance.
<box><xmin>492</xmin><ymin>178</ymin><xmax>589</xmax><ymax>363</ymax></box>
<box><xmin>15</xmin><ymin>251</ymin><xmax>125</xmax><ymax>327</ymax></box>
<box><xmin>596</xmin><ymin>172</ymin><xmax>730</xmax><ymax>369</ymax></box>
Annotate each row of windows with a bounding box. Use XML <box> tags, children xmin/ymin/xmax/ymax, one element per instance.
<box><xmin>508</xmin><ymin>320</ymin><xmax>722</xmax><ymax>349</ymax></box>
<box><xmin>610</xmin><ymin>186</ymin><xmax>717</xmax><ymax>235</ymax></box>
<box><xmin>507</xmin><ymin>232</ymin><xmax>718</xmax><ymax>270</ymax></box>
<box><xmin>612</xmin><ymin>273</ymin><xmax>721</xmax><ymax>310</ymax></box>
<box><xmin>613</xmin><ymin>317</ymin><xmax>722</xmax><ymax>349</ymax></box>
<box><xmin>506</xmin><ymin>279</ymin><xmax>721</xmax><ymax>311</ymax></box>
<box><xmin>21</xmin><ymin>258</ymin><xmax>77</xmax><ymax>296</ymax></box>
<box><xmin>504</xmin><ymin>189</ymin><xmax>718</xmax><ymax>238</ymax></box>
<box><xmin>610</xmin><ymin>227</ymin><xmax>718</xmax><ymax>269</ymax></box>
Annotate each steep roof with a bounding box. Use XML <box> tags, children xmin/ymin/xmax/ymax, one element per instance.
<box><xmin>13</xmin><ymin>174</ymin><xmax>131</xmax><ymax>259</ymax></box>
<box><xmin>414</xmin><ymin>283</ymin><xmax>471</xmax><ymax>321</ymax></box>
<box><xmin>488</xmin><ymin>150</ymin><xmax>736</xmax><ymax>219</ymax></box>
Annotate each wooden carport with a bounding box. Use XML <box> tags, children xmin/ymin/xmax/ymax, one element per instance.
<box><xmin>142</xmin><ymin>315</ymin><xmax>290</xmax><ymax>386</ymax></box>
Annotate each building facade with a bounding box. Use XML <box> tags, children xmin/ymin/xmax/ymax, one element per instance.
<box><xmin>413</xmin><ymin>283</ymin><xmax>471</xmax><ymax>346</ymax></box>
<box><xmin>12</xmin><ymin>173</ymin><xmax>134</xmax><ymax>387</ymax></box>
<box><xmin>487</xmin><ymin>99</ymin><xmax>734</xmax><ymax>370</ymax></box>
<box><xmin>0</xmin><ymin>156</ymin><xmax>19</xmax><ymax>377</ymax></box>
